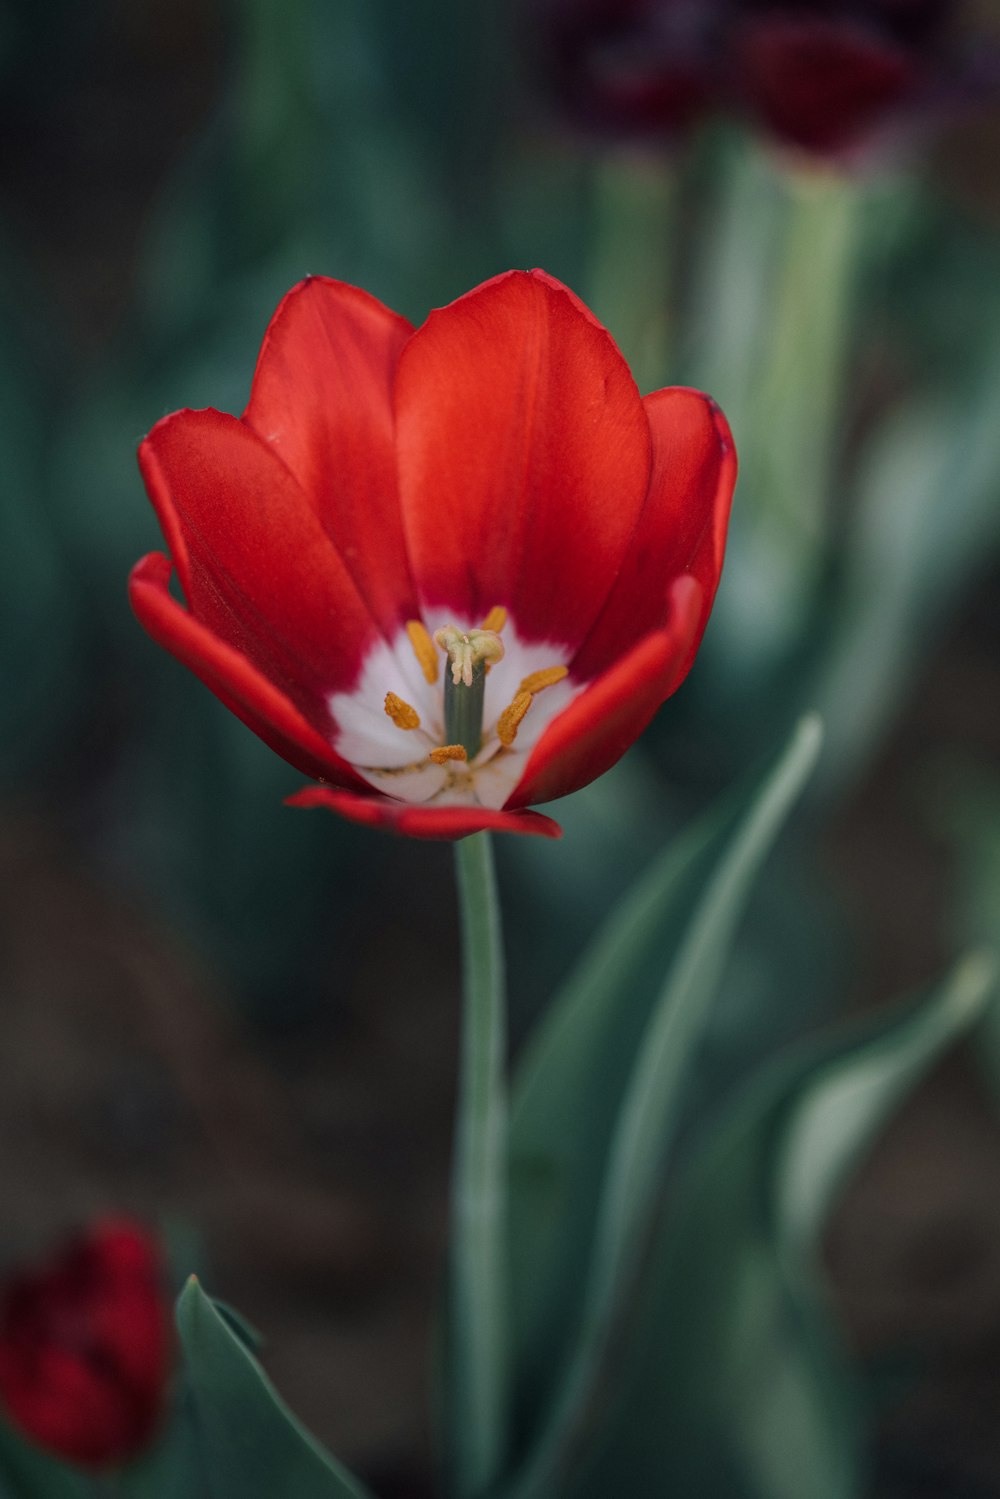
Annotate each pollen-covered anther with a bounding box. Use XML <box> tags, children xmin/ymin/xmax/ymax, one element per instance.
<box><xmin>480</xmin><ymin>605</ymin><xmax>508</xmax><ymax>633</ymax></box>
<box><xmin>384</xmin><ymin>692</ymin><xmax>420</xmax><ymax>730</ymax></box>
<box><xmin>519</xmin><ymin>664</ymin><xmax>569</xmax><ymax>695</ymax></box>
<box><xmin>497</xmin><ymin>690</ymin><xmax>533</xmax><ymax>748</ymax></box>
<box><xmin>434</xmin><ymin>626</ymin><xmax>505</xmax><ymax>687</ymax></box>
<box><xmin>405</xmin><ymin>619</ymin><xmax>439</xmax><ymax>684</ymax></box>
<box><xmin>430</xmin><ymin>744</ymin><xmax>468</xmax><ymax>765</ymax></box>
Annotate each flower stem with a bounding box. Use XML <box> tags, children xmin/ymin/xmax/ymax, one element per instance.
<box><xmin>447</xmin><ymin>832</ymin><xmax>509</xmax><ymax>1498</ymax></box>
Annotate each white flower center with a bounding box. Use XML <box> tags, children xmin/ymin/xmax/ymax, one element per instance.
<box><xmin>328</xmin><ymin>609</ymin><xmax>580</xmax><ymax>809</ymax></box>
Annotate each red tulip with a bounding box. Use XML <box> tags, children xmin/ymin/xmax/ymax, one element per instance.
<box><xmin>0</xmin><ymin>1221</ymin><xmax>170</xmax><ymax>1467</ymax></box>
<box><xmin>131</xmin><ymin>270</ymin><xmax>735</xmax><ymax>840</ymax></box>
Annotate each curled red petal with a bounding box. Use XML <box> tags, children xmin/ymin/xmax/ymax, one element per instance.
<box><xmin>243</xmin><ymin>277</ymin><xmax>419</xmax><ymax>632</ymax></box>
<box><xmin>395</xmin><ymin>268</ymin><xmax>651</xmax><ymax>648</ymax></box>
<box><xmin>288</xmin><ymin>785</ymin><xmax>562</xmax><ymax>841</ymax></box>
<box><xmin>129</xmin><ymin>554</ymin><xmax>366</xmax><ymax>790</ymax></box>
<box><xmin>509</xmin><ymin>575</ymin><xmax>701</xmax><ymax>808</ymax></box>
<box><xmin>572</xmin><ymin>387</ymin><xmax>735</xmax><ymax>679</ymax></box>
<box><xmin>138</xmin><ymin>407</ymin><xmax>376</xmax><ymax>699</ymax></box>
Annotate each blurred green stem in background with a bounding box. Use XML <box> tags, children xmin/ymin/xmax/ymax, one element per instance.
<box><xmin>238</xmin><ymin>0</ymin><xmax>319</xmax><ymax>256</ymax></box>
<box><xmin>753</xmin><ymin>168</ymin><xmax>859</xmax><ymax>589</ymax></box>
<box><xmin>448</xmin><ymin>832</ymin><xmax>509</xmax><ymax>1498</ymax></box>
<box><xmin>585</xmin><ymin>153</ymin><xmax>675</xmax><ymax>395</ymax></box>
<box><xmin>694</xmin><ymin>142</ymin><xmax>861</xmax><ymax>679</ymax></box>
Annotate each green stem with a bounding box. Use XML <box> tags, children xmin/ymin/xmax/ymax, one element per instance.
<box><xmin>754</xmin><ymin>170</ymin><xmax>860</xmax><ymax>565</ymax></box>
<box><xmin>448</xmin><ymin>832</ymin><xmax>509</xmax><ymax>1498</ymax></box>
<box><xmin>689</xmin><ymin>141</ymin><xmax>863</xmax><ymax>678</ymax></box>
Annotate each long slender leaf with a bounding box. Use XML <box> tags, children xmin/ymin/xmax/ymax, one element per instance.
<box><xmin>506</xmin><ymin>757</ymin><xmax>736</xmax><ymax>1404</ymax></box>
<box><xmin>506</xmin><ymin>716</ymin><xmax>822</xmax><ymax>1496</ymax></box>
<box><xmin>569</xmin><ymin>952</ymin><xmax>995</xmax><ymax>1499</ymax></box>
<box><xmin>811</xmin><ymin>357</ymin><xmax>1000</xmax><ymax>798</ymax></box>
<box><xmin>176</xmin><ymin>1279</ymin><xmax>372</xmax><ymax>1499</ymax></box>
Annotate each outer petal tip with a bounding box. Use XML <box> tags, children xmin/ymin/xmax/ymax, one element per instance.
<box><xmin>287</xmin><ymin>786</ymin><xmax>563</xmax><ymax>841</ymax></box>
<box><xmin>129</xmin><ymin>549</ymin><xmax>172</xmax><ymax>590</ymax></box>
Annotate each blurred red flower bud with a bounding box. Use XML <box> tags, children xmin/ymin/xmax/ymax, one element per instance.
<box><xmin>732</xmin><ymin>6</ymin><xmax>953</xmax><ymax>156</ymax></box>
<box><xmin>0</xmin><ymin>1221</ymin><xmax>170</xmax><ymax>1467</ymax></box>
<box><xmin>532</xmin><ymin>0</ymin><xmax>995</xmax><ymax>160</ymax></box>
<box><xmin>538</xmin><ymin>0</ymin><xmax>717</xmax><ymax>136</ymax></box>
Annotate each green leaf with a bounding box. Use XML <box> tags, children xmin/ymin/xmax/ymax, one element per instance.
<box><xmin>810</xmin><ymin>355</ymin><xmax>1000</xmax><ymax>798</ymax></box>
<box><xmin>115</xmin><ymin>1401</ymin><xmax>210</xmax><ymax>1499</ymax></box>
<box><xmin>506</xmin><ymin>716</ymin><xmax>823</xmax><ymax>1495</ymax></box>
<box><xmin>176</xmin><ymin>1278</ymin><xmax>372</xmax><ymax>1499</ymax></box>
<box><xmin>569</xmin><ymin>952</ymin><xmax>995</xmax><ymax>1499</ymax></box>
<box><xmin>0</xmin><ymin>1426</ymin><xmax>93</xmax><ymax>1499</ymax></box>
<box><xmin>208</xmin><ymin>1299</ymin><xmax>265</xmax><ymax>1354</ymax></box>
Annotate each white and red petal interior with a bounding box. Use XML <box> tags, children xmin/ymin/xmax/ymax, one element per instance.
<box><xmin>328</xmin><ymin>609</ymin><xmax>580</xmax><ymax>809</ymax></box>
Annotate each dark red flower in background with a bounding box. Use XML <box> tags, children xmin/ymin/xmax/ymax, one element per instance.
<box><xmin>535</xmin><ymin>0</ymin><xmax>991</xmax><ymax>159</ymax></box>
<box><xmin>0</xmin><ymin>1221</ymin><xmax>170</xmax><ymax>1467</ymax></box>
<box><xmin>731</xmin><ymin>4</ymin><xmax>957</xmax><ymax>155</ymax></box>
<box><xmin>130</xmin><ymin>270</ymin><xmax>735</xmax><ymax>841</ymax></box>
<box><xmin>540</xmin><ymin>0</ymin><xmax>716</xmax><ymax>135</ymax></box>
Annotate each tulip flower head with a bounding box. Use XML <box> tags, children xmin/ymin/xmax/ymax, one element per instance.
<box><xmin>131</xmin><ymin>270</ymin><xmax>735</xmax><ymax>839</ymax></box>
<box><xmin>0</xmin><ymin>1221</ymin><xmax>170</xmax><ymax>1467</ymax></box>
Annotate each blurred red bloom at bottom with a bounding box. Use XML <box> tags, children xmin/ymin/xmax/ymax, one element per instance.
<box><xmin>0</xmin><ymin>1220</ymin><xmax>170</xmax><ymax>1467</ymax></box>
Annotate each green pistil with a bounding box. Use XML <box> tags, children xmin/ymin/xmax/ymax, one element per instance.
<box><xmin>434</xmin><ymin>625</ymin><xmax>505</xmax><ymax>762</ymax></box>
<box><xmin>444</xmin><ymin>663</ymin><xmax>488</xmax><ymax>760</ymax></box>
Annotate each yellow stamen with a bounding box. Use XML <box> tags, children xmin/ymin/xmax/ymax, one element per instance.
<box><xmin>481</xmin><ymin>605</ymin><xmax>508</xmax><ymax>633</ymax></box>
<box><xmin>520</xmin><ymin>664</ymin><xmax>569</xmax><ymax>696</ymax></box>
<box><xmin>406</xmin><ymin>619</ymin><xmax>439</xmax><ymax>684</ymax></box>
<box><xmin>430</xmin><ymin>744</ymin><xmax>468</xmax><ymax>764</ymax></box>
<box><xmin>497</xmin><ymin>690</ymin><xmax>532</xmax><ymax>748</ymax></box>
<box><xmin>384</xmin><ymin>692</ymin><xmax>420</xmax><ymax>731</ymax></box>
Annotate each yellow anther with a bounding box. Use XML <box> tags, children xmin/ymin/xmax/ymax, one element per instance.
<box><xmin>481</xmin><ymin>605</ymin><xmax>508</xmax><ymax>633</ymax></box>
<box><xmin>497</xmin><ymin>690</ymin><xmax>533</xmax><ymax>748</ymax></box>
<box><xmin>434</xmin><ymin>625</ymin><xmax>505</xmax><ymax>687</ymax></box>
<box><xmin>519</xmin><ymin>664</ymin><xmax>569</xmax><ymax>696</ymax></box>
<box><xmin>406</xmin><ymin>619</ymin><xmax>439</xmax><ymax>684</ymax></box>
<box><xmin>384</xmin><ymin>692</ymin><xmax>420</xmax><ymax>731</ymax></box>
<box><xmin>430</xmin><ymin>744</ymin><xmax>468</xmax><ymax>764</ymax></box>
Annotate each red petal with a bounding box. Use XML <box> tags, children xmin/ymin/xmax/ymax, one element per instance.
<box><xmin>243</xmin><ymin>277</ymin><xmax>418</xmax><ymax>631</ymax></box>
<box><xmin>395</xmin><ymin>269</ymin><xmax>651</xmax><ymax>646</ymax></box>
<box><xmin>288</xmin><ymin>785</ymin><xmax>563</xmax><ymax>840</ymax></box>
<box><xmin>509</xmin><ymin>576</ymin><xmax>701</xmax><ymax>807</ymax></box>
<box><xmin>0</xmin><ymin>1347</ymin><xmax>132</xmax><ymax>1464</ymax></box>
<box><xmin>138</xmin><ymin>408</ymin><xmax>376</xmax><ymax>702</ymax></box>
<box><xmin>130</xmin><ymin>554</ymin><xmax>367</xmax><ymax>789</ymax></box>
<box><xmin>572</xmin><ymin>387</ymin><xmax>736</xmax><ymax>680</ymax></box>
